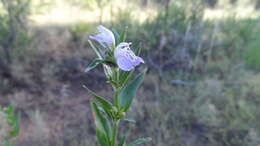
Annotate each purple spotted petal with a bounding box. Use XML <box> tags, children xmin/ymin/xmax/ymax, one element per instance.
<box><xmin>114</xmin><ymin>42</ymin><xmax>144</xmax><ymax>71</ymax></box>
<box><xmin>116</xmin><ymin>56</ymin><xmax>135</xmax><ymax>71</ymax></box>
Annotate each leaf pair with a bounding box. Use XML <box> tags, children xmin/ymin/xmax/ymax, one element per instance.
<box><xmin>86</xmin><ymin>70</ymin><xmax>146</xmax><ymax>114</ymax></box>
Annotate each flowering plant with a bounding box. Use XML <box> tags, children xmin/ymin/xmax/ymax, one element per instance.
<box><xmin>84</xmin><ymin>25</ymin><xmax>151</xmax><ymax>146</ymax></box>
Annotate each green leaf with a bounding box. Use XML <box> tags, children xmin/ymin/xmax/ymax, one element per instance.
<box><xmin>88</xmin><ymin>40</ymin><xmax>103</xmax><ymax>59</ymax></box>
<box><xmin>118</xmin><ymin>136</ymin><xmax>127</xmax><ymax>146</ymax></box>
<box><xmin>119</xmin><ymin>26</ymin><xmax>128</xmax><ymax>43</ymax></box>
<box><xmin>128</xmin><ymin>137</ymin><xmax>152</xmax><ymax>146</ymax></box>
<box><xmin>90</xmin><ymin>102</ymin><xmax>112</xmax><ymax>146</ymax></box>
<box><xmin>104</xmin><ymin>56</ymin><xmax>116</xmax><ymax>66</ymax></box>
<box><xmin>119</xmin><ymin>71</ymin><xmax>146</xmax><ymax>112</ymax></box>
<box><xmin>85</xmin><ymin>58</ymin><xmax>104</xmax><ymax>73</ymax></box>
<box><xmin>119</xmin><ymin>70</ymin><xmax>134</xmax><ymax>86</ymax></box>
<box><xmin>112</xmin><ymin>29</ymin><xmax>120</xmax><ymax>45</ymax></box>
<box><xmin>135</xmin><ymin>44</ymin><xmax>142</xmax><ymax>56</ymax></box>
<box><xmin>83</xmin><ymin>85</ymin><xmax>114</xmax><ymax>118</ymax></box>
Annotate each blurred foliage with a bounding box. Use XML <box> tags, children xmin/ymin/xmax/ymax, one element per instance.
<box><xmin>106</xmin><ymin>1</ymin><xmax>260</xmax><ymax>145</ymax></box>
<box><xmin>0</xmin><ymin>105</ymin><xmax>20</xmax><ymax>146</ymax></box>
<box><xmin>0</xmin><ymin>0</ymin><xmax>31</xmax><ymax>63</ymax></box>
<box><xmin>30</xmin><ymin>0</ymin><xmax>53</xmax><ymax>14</ymax></box>
<box><xmin>66</xmin><ymin>0</ymin><xmax>111</xmax><ymax>9</ymax></box>
<box><xmin>129</xmin><ymin>66</ymin><xmax>260</xmax><ymax>146</ymax></box>
<box><xmin>245</xmin><ymin>47</ymin><xmax>260</xmax><ymax>70</ymax></box>
<box><xmin>70</xmin><ymin>23</ymin><xmax>93</xmax><ymax>42</ymax></box>
<box><xmin>244</xmin><ymin>19</ymin><xmax>260</xmax><ymax>69</ymax></box>
<box><xmin>0</xmin><ymin>0</ymin><xmax>31</xmax><ymax>92</ymax></box>
<box><xmin>67</xmin><ymin>0</ymin><xmax>111</xmax><ymax>22</ymax></box>
<box><xmin>110</xmin><ymin>0</ymin><xmax>206</xmax><ymax>80</ymax></box>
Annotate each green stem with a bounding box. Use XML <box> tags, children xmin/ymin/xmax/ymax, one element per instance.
<box><xmin>116</xmin><ymin>68</ymin><xmax>120</xmax><ymax>84</ymax></box>
<box><xmin>112</xmin><ymin>68</ymin><xmax>121</xmax><ymax>146</ymax></box>
<box><xmin>114</xmin><ymin>89</ymin><xmax>119</xmax><ymax>108</ymax></box>
<box><xmin>111</xmin><ymin>120</ymin><xmax>119</xmax><ymax>146</ymax></box>
<box><xmin>114</xmin><ymin>68</ymin><xmax>120</xmax><ymax>108</ymax></box>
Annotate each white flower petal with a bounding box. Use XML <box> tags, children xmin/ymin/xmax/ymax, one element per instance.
<box><xmin>90</xmin><ymin>25</ymin><xmax>115</xmax><ymax>49</ymax></box>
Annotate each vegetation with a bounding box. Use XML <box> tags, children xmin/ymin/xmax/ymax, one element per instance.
<box><xmin>0</xmin><ymin>0</ymin><xmax>31</xmax><ymax>92</ymax></box>
<box><xmin>0</xmin><ymin>0</ymin><xmax>260</xmax><ymax>145</ymax></box>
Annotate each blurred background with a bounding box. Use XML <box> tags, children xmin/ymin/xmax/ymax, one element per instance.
<box><xmin>0</xmin><ymin>0</ymin><xmax>260</xmax><ymax>145</ymax></box>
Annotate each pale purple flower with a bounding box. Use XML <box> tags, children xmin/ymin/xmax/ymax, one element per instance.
<box><xmin>114</xmin><ymin>42</ymin><xmax>144</xmax><ymax>71</ymax></box>
<box><xmin>89</xmin><ymin>25</ymin><xmax>115</xmax><ymax>49</ymax></box>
